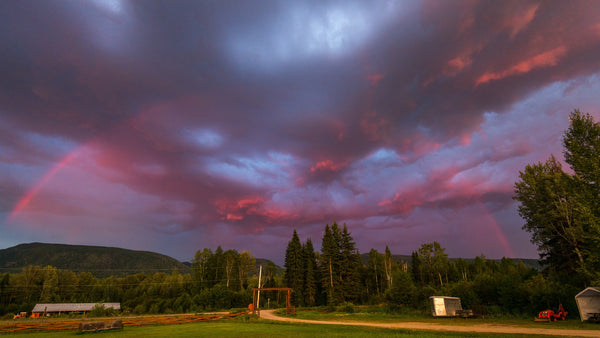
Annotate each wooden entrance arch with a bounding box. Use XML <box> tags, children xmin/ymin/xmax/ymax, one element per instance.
<box><xmin>251</xmin><ymin>288</ymin><xmax>294</xmax><ymax>316</ymax></box>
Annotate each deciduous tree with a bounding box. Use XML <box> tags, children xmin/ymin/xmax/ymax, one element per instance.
<box><xmin>514</xmin><ymin>110</ymin><xmax>600</xmax><ymax>285</ymax></box>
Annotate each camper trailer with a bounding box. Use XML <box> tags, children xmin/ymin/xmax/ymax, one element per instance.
<box><xmin>429</xmin><ymin>296</ymin><xmax>463</xmax><ymax>317</ymax></box>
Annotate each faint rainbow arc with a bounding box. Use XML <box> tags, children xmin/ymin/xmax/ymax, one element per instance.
<box><xmin>468</xmin><ymin>183</ymin><xmax>515</xmax><ymax>258</ymax></box>
<box><xmin>483</xmin><ymin>206</ymin><xmax>515</xmax><ymax>258</ymax></box>
<box><xmin>8</xmin><ymin>148</ymin><xmax>81</xmax><ymax>220</ymax></box>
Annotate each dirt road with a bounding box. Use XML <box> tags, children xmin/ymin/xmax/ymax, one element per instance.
<box><xmin>259</xmin><ymin>310</ymin><xmax>600</xmax><ymax>337</ymax></box>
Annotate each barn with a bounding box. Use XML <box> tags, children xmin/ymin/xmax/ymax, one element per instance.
<box><xmin>575</xmin><ymin>287</ymin><xmax>600</xmax><ymax>322</ymax></box>
<box><xmin>429</xmin><ymin>296</ymin><xmax>463</xmax><ymax>317</ymax></box>
<box><xmin>31</xmin><ymin>303</ymin><xmax>120</xmax><ymax>316</ymax></box>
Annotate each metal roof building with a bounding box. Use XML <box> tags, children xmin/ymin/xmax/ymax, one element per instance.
<box><xmin>32</xmin><ymin>303</ymin><xmax>120</xmax><ymax>314</ymax></box>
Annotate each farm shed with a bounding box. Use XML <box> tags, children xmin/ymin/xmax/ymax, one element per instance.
<box><xmin>575</xmin><ymin>287</ymin><xmax>600</xmax><ymax>321</ymax></box>
<box><xmin>429</xmin><ymin>296</ymin><xmax>463</xmax><ymax>317</ymax></box>
<box><xmin>32</xmin><ymin>303</ymin><xmax>120</xmax><ymax>316</ymax></box>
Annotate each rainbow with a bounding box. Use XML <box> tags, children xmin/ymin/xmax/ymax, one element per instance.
<box><xmin>8</xmin><ymin>148</ymin><xmax>81</xmax><ymax>220</ymax></box>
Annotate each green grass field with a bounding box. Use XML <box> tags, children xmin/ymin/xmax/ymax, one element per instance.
<box><xmin>282</xmin><ymin>308</ymin><xmax>600</xmax><ymax>331</ymax></box>
<box><xmin>1</xmin><ymin>319</ymin><xmax>560</xmax><ymax>338</ymax></box>
<box><xmin>3</xmin><ymin>308</ymin><xmax>599</xmax><ymax>337</ymax></box>
<box><xmin>278</xmin><ymin>309</ymin><xmax>600</xmax><ymax>336</ymax></box>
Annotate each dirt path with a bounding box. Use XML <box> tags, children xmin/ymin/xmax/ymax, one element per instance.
<box><xmin>259</xmin><ymin>310</ymin><xmax>600</xmax><ymax>337</ymax></box>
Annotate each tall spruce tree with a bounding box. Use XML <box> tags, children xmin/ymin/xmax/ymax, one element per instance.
<box><xmin>320</xmin><ymin>224</ymin><xmax>335</xmax><ymax>303</ymax></box>
<box><xmin>320</xmin><ymin>222</ymin><xmax>344</xmax><ymax>304</ymax></box>
<box><xmin>284</xmin><ymin>229</ymin><xmax>304</xmax><ymax>305</ymax></box>
<box><xmin>340</xmin><ymin>224</ymin><xmax>361</xmax><ymax>302</ymax></box>
<box><xmin>411</xmin><ymin>251</ymin><xmax>424</xmax><ymax>286</ymax></box>
<box><xmin>303</xmin><ymin>238</ymin><xmax>318</xmax><ymax>306</ymax></box>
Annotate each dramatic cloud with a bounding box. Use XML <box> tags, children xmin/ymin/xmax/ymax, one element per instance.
<box><xmin>2</xmin><ymin>0</ymin><xmax>600</xmax><ymax>264</ymax></box>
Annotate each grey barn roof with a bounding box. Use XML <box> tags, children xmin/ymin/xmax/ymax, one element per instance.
<box><xmin>32</xmin><ymin>303</ymin><xmax>120</xmax><ymax>313</ymax></box>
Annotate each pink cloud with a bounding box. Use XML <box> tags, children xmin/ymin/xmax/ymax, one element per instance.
<box><xmin>215</xmin><ymin>196</ymin><xmax>295</xmax><ymax>224</ymax></box>
<box><xmin>476</xmin><ymin>46</ymin><xmax>568</xmax><ymax>86</ymax></box>
<box><xmin>310</xmin><ymin>159</ymin><xmax>345</xmax><ymax>173</ymax></box>
<box><xmin>504</xmin><ymin>4</ymin><xmax>539</xmax><ymax>38</ymax></box>
<box><xmin>444</xmin><ymin>55</ymin><xmax>472</xmax><ymax>76</ymax></box>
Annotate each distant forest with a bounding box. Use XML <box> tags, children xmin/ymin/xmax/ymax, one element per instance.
<box><xmin>0</xmin><ymin>222</ymin><xmax>581</xmax><ymax>318</ymax></box>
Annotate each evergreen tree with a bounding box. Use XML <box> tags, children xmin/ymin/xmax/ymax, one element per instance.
<box><xmin>284</xmin><ymin>229</ymin><xmax>304</xmax><ymax>305</ymax></box>
<box><xmin>320</xmin><ymin>222</ymin><xmax>344</xmax><ymax>304</ymax></box>
<box><xmin>320</xmin><ymin>224</ymin><xmax>335</xmax><ymax>303</ymax></box>
<box><xmin>340</xmin><ymin>224</ymin><xmax>361</xmax><ymax>302</ymax></box>
<box><xmin>303</xmin><ymin>238</ymin><xmax>318</xmax><ymax>306</ymax></box>
<box><xmin>411</xmin><ymin>251</ymin><xmax>424</xmax><ymax>286</ymax></box>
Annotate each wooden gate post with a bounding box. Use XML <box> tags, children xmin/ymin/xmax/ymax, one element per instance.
<box><xmin>287</xmin><ymin>289</ymin><xmax>291</xmax><ymax>314</ymax></box>
<box><xmin>252</xmin><ymin>288</ymin><xmax>293</xmax><ymax>317</ymax></box>
<box><xmin>252</xmin><ymin>288</ymin><xmax>256</xmax><ymax>315</ymax></box>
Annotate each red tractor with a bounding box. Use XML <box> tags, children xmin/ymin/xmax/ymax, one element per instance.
<box><xmin>13</xmin><ymin>312</ymin><xmax>27</xmax><ymax>319</ymax></box>
<box><xmin>535</xmin><ymin>304</ymin><xmax>567</xmax><ymax>321</ymax></box>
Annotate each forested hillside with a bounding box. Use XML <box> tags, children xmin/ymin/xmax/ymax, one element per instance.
<box><xmin>0</xmin><ymin>243</ymin><xmax>191</xmax><ymax>277</ymax></box>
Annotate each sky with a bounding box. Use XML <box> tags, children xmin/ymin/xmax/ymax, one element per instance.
<box><xmin>2</xmin><ymin>0</ymin><xmax>600</xmax><ymax>265</ymax></box>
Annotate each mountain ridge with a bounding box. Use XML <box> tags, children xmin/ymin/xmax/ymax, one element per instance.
<box><xmin>0</xmin><ymin>242</ymin><xmax>284</xmax><ymax>278</ymax></box>
<box><xmin>0</xmin><ymin>242</ymin><xmax>192</xmax><ymax>277</ymax></box>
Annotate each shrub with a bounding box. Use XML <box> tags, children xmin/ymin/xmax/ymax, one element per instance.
<box><xmin>339</xmin><ymin>302</ymin><xmax>355</xmax><ymax>313</ymax></box>
<box><xmin>88</xmin><ymin>304</ymin><xmax>117</xmax><ymax>317</ymax></box>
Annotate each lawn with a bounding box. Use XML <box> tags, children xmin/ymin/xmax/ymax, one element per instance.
<box><xmin>0</xmin><ymin>318</ymin><xmax>558</xmax><ymax>337</ymax></box>
<box><xmin>280</xmin><ymin>308</ymin><xmax>600</xmax><ymax>331</ymax></box>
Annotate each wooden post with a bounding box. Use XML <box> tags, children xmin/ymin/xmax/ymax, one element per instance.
<box><xmin>251</xmin><ymin>288</ymin><xmax>293</xmax><ymax>317</ymax></box>
<box><xmin>252</xmin><ymin>289</ymin><xmax>256</xmax><ymax>316</ymax></box>
<box><xmin>287</xmin><ymin>289</ymin><xmax>291</xmax><ymax>314</ymax></box>
<box><xmin>257</xmin><ymin>266</ymin><xmax>262</xmax><ymax>310</ymax></box>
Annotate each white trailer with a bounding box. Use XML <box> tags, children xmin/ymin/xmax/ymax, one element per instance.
<box><xmin>429</xmin><ymin>296</ymin><xmax>464</xmax><ymax>317</ymax></box>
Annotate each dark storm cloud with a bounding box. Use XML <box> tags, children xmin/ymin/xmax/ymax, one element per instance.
<box><xmin>2</xmin><ymin>0</ymin><xmax>600</xmax><ymax>261</ymax></box>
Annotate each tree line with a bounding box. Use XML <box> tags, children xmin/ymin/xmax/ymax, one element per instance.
<box><xmin>0</xmin><ymin>248</ymin><xmax>281</xmax><ymax>317</ymax></box>
<box><xmin>282</xmin><ymin>222</ymin><xmax>578</xmax><ymax>316</ymax></box>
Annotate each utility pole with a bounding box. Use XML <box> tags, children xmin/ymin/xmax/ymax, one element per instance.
<box><xmin>257</xmin><ymin>265</ymin><xmax>262</xmax><ymax>309</ymax></box>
